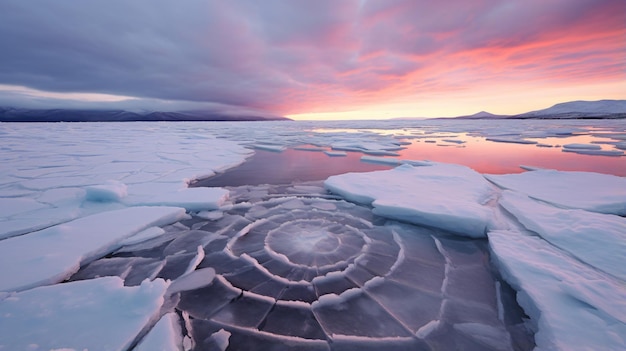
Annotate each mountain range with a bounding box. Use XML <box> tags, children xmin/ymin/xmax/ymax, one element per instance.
<box><xmin>0</xmin><ymin>107</ymin><xmax>291</xmax><ymax>122</ymax></box>
<box><xmin>0</xmin><ymin>99</ymin><xmax>624</xmax><ymax>122</ymax></box>
<box><xmin>453</xmin><ymin>99</ymin><xmax>626</xmax><ymax>120</ymax></box>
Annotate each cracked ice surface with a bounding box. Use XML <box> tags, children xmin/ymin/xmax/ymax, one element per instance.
<box><xmin>0</xmin><ymin>206</ymin><xmax>187</xmax><ymax>292</ymax></box>
<box><xmin>323</xmin><ymin>165</ymin><xmax>626</xmax><ymax>350</ymax></box>
<box><xmin>1</xmin><ymin>120</ymin><xmax>625</xmax><ymax>350</ymax></box>
<box><xmin>0</xmin><ymin>122</ymin><xmax>252</xmax><ymax>240</ymax></box>
<box><xmin>69</xmin><ymin>183</ymin><xmax>529</xmax><ymax>350</ymax></box>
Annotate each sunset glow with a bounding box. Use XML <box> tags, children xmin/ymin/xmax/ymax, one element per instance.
<box><xmin>0</xmin><ymin>0</ymin><xmax>624</xmax><ymax>119</ymax></box>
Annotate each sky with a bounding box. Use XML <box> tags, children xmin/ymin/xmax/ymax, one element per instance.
<box><xmin>0</xmin><ymin>0</ymin><xmax>624</xmax><ymax>120</ymax></box>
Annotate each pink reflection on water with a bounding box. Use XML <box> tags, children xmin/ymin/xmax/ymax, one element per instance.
<box><xmin>397</xmin><ymin>135</ymin><xmax>626</xmax><ymax>176</ymax></box>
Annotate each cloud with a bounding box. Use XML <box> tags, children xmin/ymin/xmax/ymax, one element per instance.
<box><xmin>0</xmin><ymin>0</ymin><xmax>623</xmax><ymax>116</ymax></box>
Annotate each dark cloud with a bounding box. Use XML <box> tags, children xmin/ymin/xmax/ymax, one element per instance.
<box><xmin>0</xmin><ymin>0</ymin><xmax>623</xmax><ymax>115</ymax></box>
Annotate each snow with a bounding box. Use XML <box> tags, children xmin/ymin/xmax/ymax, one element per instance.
<box><xmin>325</xmin><ymin>163</ymin><xmax>495</xmax><ymax>237</ymax></box>
<box><xmin>0</xmin><ymin>206</ymin><xmax>186</xmax><ymax>292</ymax></box>
<box><xmin>0</xmin><ymin>277</ymin><xmax>169</xmax><ymax>351</ymax></box>
<box><xmin>519</xmin><ymin>99</ymin><xmax>626</xmax><ymax>116</ymax></box>
<box><xmin>485</xmin><ymin>170</ymin><xmax>626</xmax><ymax>215</ymax></box>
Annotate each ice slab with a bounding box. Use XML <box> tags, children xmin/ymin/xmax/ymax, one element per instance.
<box><xmin>254</xmin><ymin>143</ymin><xmax>286</xmax><ymax>152</ymax></box>
<box><xmin>85</xmin><ymin>180</ymin><xmax>128</xmax><ymax>202</ymax></box>
<box><xmin>0</xmin><ymin>277</ymin><xmax>169</xmax><ymax>351</ymax></box>
<box><xmin>126</xmin><ymin>187</ymin><xmax>230</xmax><ymax>211</ymax></box>
<box><xmin>325</xmin><ymin>163</ymin><xmax>495</xmax><ymax>237</ymax></box>
<box><xmin>485</xmin><ymin>170</ymin><xmax>626</xmax><ymax>215</ymax></box>
<box><xmin>499</xmin><ymin>191</ymin><xmax>626</xmax><ymax>280</ymax></box>
<box><xmin>167</xmin><ymin>267</ymin><xmax>216</xmax><ymax>295</ymax></box>
<box><xmin>360</xmin><ymin>155</ymin><xmax>404</xmax><ymax>166</ymax></box>
<box><xmin>0</xmin><ymin>206</ymin><xmax>186</xmax><ymax>292</ymax></box>
<box><xmin>486</xmin><ymin>137</ymin><xmax>537</xmax><ymax>144</ymax></box>
<box><xmin>562</xmin><ymin>148</ymin><xmax>624</xmax><ymax>156</ymax></box>
<box><xmin>324</xmin><ymin>150</ymin><xmax>347</xmax><ymax>157</ymax></box>
<box><xmin>120</xmin><ymin>226</ymin><xmax>167</xmax><ymax>246</ymax></box>
<box><xmin>562</xmin><ymin>143</ymin><xmax>602</xmax><ymax>150</ymax></box>
<box><xmin>489</xmin><ymin>230</ymin><xmax>626</xmax><ymax>351</ymax></box>
<box><xmin>135</xmin><ymin>312</ymin><xmax>183</xmax><ymax>351</ymax></box>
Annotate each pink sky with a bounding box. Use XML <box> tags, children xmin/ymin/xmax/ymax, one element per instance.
<box><xmin>0</xmin><ymin>0</ymin><xmax>624</xmax><ymax>119</ymax></box>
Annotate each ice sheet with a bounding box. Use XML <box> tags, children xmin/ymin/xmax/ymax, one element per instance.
<box><xmin>0</xmin><ymin>206</ymin><xmax>186</xmax><ymax>292</ymax></box>
<box><xmin>485</xmin><ymin>170</ymin><xmax>626</xmax><ymax>215</ymax></box>
<box><xmin>489</xmin><ymin>230</ymin><xmax>626</xmax><ymax>351</ymax></box>
<box><xmin>325</xmin><ymin>163</ymin><xmax>495</xmax><ymax>237</ymax></box>
<box><xmin>0</xmin><ymin>122</ymin><xmax>251</xmax><ymax>238</ymax></box>
<box><xmin>0</xmin><ymin>277</ymin><xmax>169</xmax><ymax>351</ymax></box>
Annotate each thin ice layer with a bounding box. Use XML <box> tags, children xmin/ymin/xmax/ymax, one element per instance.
<box><xmin>325</xmin><ymin>163</ymin><xmax>495</xmax><ymax>237</ymax></box>
<box><xmin>500</xmin><ymin>191</ymin><xmax>626</xmax><ymax>280</ymax></box>
<box><xmin>0</xmin><ymin>206</ymin><xmax>186</xmax><ymax>292</ymax></box>
<box><xmin>488</xmin><ymin>230</ymin><xmax>626</xmax><ymax>351</ymax></box>
<box><xmin>485</xmin><ymin>170</ymin><xmax>626</xmax><ymax>215</ymax></box>
<box><xmin>0</xmin><ymin>277</ymin><xmax>169</xmax><ymax>351</ymax></box>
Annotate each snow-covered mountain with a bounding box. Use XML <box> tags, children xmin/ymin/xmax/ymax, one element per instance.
<box><xmin>454</xmin><ymin>111</ymin><xmax>505</xmax><ymax>119</ymax></box>
<box><xmin>515</xmin><ymin>100</ymin><xmax>626</xmax><ymax>119</ymax></box>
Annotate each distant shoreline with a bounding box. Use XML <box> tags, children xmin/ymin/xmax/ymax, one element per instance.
<box><xmin>0</xmin><ymin>107</ymin><xmax>291</xmax><ymax>122</ymax></box>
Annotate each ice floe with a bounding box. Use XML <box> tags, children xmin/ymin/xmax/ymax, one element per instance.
<box><xmin>0</xmin><ymin>277</ymin><xmax>169</xmax><ymax>351</ymax></box>
<box><xmin>499</xmin><ymin>191</ymin><xmax>626</xmax><ymax>280</ymax></box>
<box><xmin>562</xmin><ymin>148</ymin><xmax>624</xmax><ymax>156</ymax></box>
<box><xmin>485</xmin><ymin>169</ymin><xmax>626</xmax><ymax>215</ymax></box>
<box><xmin>325</xmin><ymin>163</ymin><xmax>496</xmax><ymax>237</ymax></box>
<box><xmin>0</xmin><ymin>206</ymin><xmax>186</xmax><ymax>292</ymax></box>
<box><xmin>486</xmin><ymin>137</ymin><xmax>538</xmax><ymax>144</ymax></box>
<box><xmin>562</xmin><ymin>143</ymin><xmax>602</xmax><ymax>150</ymax></box>
<box><xmin>489</xmin><ymin>230</ymin><xmax>626</xmax><ymax>351</ymax></box>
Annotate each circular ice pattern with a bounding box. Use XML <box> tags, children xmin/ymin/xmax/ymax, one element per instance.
<box><xmin>71</xmin><ymin>183</ymin><xmax>533</xmax><ymax>350</ymax></box>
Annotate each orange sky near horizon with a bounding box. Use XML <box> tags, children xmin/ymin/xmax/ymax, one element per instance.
<box><xmin>0</xmin><ymin>0</ymin><xmax>624</xmax><ymax>120</ymax></box>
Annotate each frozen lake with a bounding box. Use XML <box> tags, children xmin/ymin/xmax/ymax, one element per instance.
<box><xmin>0</xmin><ymin>120</ymin><xmax>625</xmax><ymax>350</ymax></box>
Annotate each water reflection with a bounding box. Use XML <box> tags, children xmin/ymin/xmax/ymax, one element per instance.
<box><xmin>398</xmin><ymin>135</ymin><xmax>625</xmax><ymax>176</ymax></box>
<box><xmin>192</xmin><ymin>147</ymin><xmax>392</xmax><ymax>187</ymax></box>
